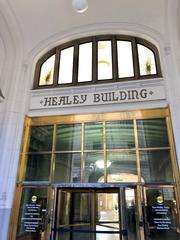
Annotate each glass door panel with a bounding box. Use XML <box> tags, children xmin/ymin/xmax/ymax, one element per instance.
<box><xmin>143</xmin><ymin>186</ymin><xmax>180</xmax><ymax>240</ymax></box>
<box><xmin>55</xmin><ymin>189</ymin><xmax>123</xmax><ymax>240</ymax></box>
<box><xmin>54</xmin><ymin>187</ymin><xmax>149</xmax><ymax>240</ymax></box>
<box><xmin>125</xmin><ymin>188</ymin><xmax>137</xmax><ymax>240</ymax></box>
<box><xmin>16</xmin><ymin>188</ymin><xmax>48</xmax><ymax>240</ymax></box>
<box><xmin>96</xmin><ymin>193</ymin><xmax>120</xmax><ymax>240</ymax></box>
<box><xmin>57</xmin><ymin>191</ymin><xmax>92</xmax><ymax>240</ymax></box>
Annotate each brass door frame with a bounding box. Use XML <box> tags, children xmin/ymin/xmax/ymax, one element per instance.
<box><xmin>9</xmin><ymin>107</ymin><xmax>180</xmax><ymax>240</ymax></box>
<box><xmin>29</xmin><ymin>108</ymin><xmax>169</xmax><ymax>126</ymax></box>
<box><xmin>53</xmin><ymin>186</ymin><xmax>142</xmax><ymax>240</ymax></box>
<box><xmin>54</xmin><ymin>188</ymin><xmax>123</xmax><ymax>240</ymax></box>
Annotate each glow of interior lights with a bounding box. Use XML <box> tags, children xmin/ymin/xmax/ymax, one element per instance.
<box><xmin>96</xmin><ymin>160</ymin><xmax>111</xmax><ymax>169</ymax></box>
<box><xmin>72</xmin><ymin>0</ymin><xmax>88</xmax><ymax>13</ymax></box>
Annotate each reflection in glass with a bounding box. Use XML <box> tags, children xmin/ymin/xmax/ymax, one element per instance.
<box><xmin>96</xmin><ymin>193</ymin><xmax>119</xmax><ymax>240</ymax></box>
<box><xmin>16</xmin><ymin>188</ymin><xmax>47</xmax><ymax>240</ymax></box>
<box><xmin>138</xmin><ymin>44</ymin><xmax>156</xmax><ymax>75</ymax></box>
<box><xmin>59</xmin><ymin>192</ymin><xmax>91</xmax><ymax>224</ymax></box>
<box><xmin>140</xmin><ymin>150</ymin><xmax>173</xmax><ymax>182</ymax></box>
<box><xmin>58</xmin><ymin>191</ymin><xmax>71</xmax><ymax>225</ymax></box>
<box><xmin>125</xmin><ymin>188</ymin><xmax>137</xmax><ymax>240</ymax></box>
<box><xmin>58</xmin><ymin>47</ymin><xmax>74</xmax><ymax>84</ymax></box>
<box><xmin>144</xmin><ymin>187</ymin><xmax>179</xmax><ymax>240</ymax></box>
<box><xmin>39</xmin><ymin>54</ymin><xmax>55</xmax><ymax>86</ymax></box>
<box><xmin>117</xmin><ymin>41</ymin><xmax>134</xmax><ymax>78</ymax></box>
<box><xmin>78</xmin><ymin>42</ymin><xmax>92</xmax><ymax>82</ymax></box>
<box><xmin>25</xmin><ymin>154</ymin><xmax>51</xmax><ymax>181</ymax></box>
<box><xmin>57</xmin><ymin>190</ymin><xmax>121</xmax><ymax>240</ymax></box>
<box><xmin>28</xmin><ymin>126</ymin><xmax>53</xmax><ymax>152</ymax></box>
<box><xmin>106</xmin><ymin>120</ymin><xmax>135</xmax><ymax>149</ymax></box>
<box><xmin>97</xmin><ymin>193</ymin><xmax>119</xmax><ymax>221</ymax></box>
<box><xmin>98</xmin><ymin>41</ymin><xmax>112</xmax><ymax>80</ymax></box>
<box><xmin>96</xmin><ymin>224</ymin><xmax>120</xmax><ymax>240</ymax></box>
<box><xmin>84</xmin><ymin>152</ymin><xmax>104</xmax><ymax>182</ymax></box>
<box><xmin>84</xmin><ymin>122</ymin><xmax>103</xmax><ymax>150</ymax></box>
<box><xmin>54</xmin><ymin>153</ymin><xmax>81</xmax><ymax>182</ymax></box>
<box><xmin>58</xmin><ymin>191</ymin><xmax>92</xmax><ymax>240</ymax></box>
<box><xmin>56</xmin><ymin>124</ymin><xmax>81</xmax><ymax>151</ymax></box>
<box><xmin>107</xmin><ymin>151</ymin><xmax>137</xmax><ymax>182</ymax></box>
<box><xmin>137</xmin><ymin>119</ymin><xmax>169</xmax><ymax>148</ymax></box>
<box><xmin>71</xmin><ymin>193</ymin><xmax>91</xmax><ymax>222</ymax></box>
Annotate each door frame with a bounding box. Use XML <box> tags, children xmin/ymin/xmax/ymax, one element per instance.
<box><xmin>51</xmin><ymin>184</ymin><xmax>140</xmax><ymax>240</ymax></box>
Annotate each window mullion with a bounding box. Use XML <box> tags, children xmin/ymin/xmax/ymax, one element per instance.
<box><xmin>103</xmin><ymin>121</ymin><xmax>107</xmax><ymax>183</ymax></box>
<box><xmin>72</xmin><ymin>42</ymin><xmax>79</xmax><ymax>85</ymax></box>
<box><xmin>92</xmin><ymin>37</ymin><xmax>97</xmax><ymax>84</ymax></box>
<box><xmin>50</xmin><ymin>124</ymin><xmax>57</xmax><ymax>182</ymax></box>
<box><xmin>112</xmin><ymin>36</ymin><xmax>118</xmax><ymax>81</ymax></box>
<box><xmin>53</xmin><ymin>49</ymin><xmax>60</xmax><ymax>87</ymax></box>
<box><xmin>133</xmin><ymin>119</ymin><xmax>141</xmax><ymax>183</ymax></box>
<box><xmin>81</xmin><ymin>123</ymin><xmax>85</xmax><ymax>182</ymax></box>
<box><xmin>132</xmin><ymin>38</ymin><xmax>140</xmax><ymax>79</ymax></box>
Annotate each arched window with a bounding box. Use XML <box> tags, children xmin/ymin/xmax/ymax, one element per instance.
<box><xmin>34</xmin><ymin>35</ymin><xmax>162</xmax><ymax>89</ymax></box>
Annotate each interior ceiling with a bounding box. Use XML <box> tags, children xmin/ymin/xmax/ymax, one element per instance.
<box><xmin>5</xmin><ymin>0</ymin><xmax>166</xmax><ymax>52</ymax></box>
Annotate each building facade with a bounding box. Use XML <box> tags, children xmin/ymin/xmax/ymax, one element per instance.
<box><xmin>0</xmin><ymin>1</ymin><xmax>180</xmax><ymax>240</ymax></box>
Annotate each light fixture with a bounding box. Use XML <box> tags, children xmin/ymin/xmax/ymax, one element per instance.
<box><xmin>72</xmin><ymin>0</ymin><xmax>88</xmax><ymax>13</ymax></box>
<box><xmin>96</xmin><ymin>160</ymin><xmax>111</xmax><ymax>169</ymax></box>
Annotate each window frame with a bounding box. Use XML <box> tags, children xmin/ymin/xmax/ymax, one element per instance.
<box><xmin>33</xmin><ymin>35</ymin><xmax>162</xmax><ymax>89</ymax></box>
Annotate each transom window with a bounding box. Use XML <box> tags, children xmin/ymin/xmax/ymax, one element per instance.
<box><xmin>34</xmin><ymin>35</ymin><xmax>162</xmax><ymax>88</ymax></box>
<box><xmin>21</xmin><ymin>109</ymin><xmax>174</xmax><ymax>184</ymax></box>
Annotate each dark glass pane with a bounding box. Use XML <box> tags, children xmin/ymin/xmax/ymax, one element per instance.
<box><xmin>84</xmin><ymin>152</ymin><xmax>104</xmax><ymax>183</ymax></box>
<box><xmin>58</xmin><ymin>226</ymin><xmax>93</xmax><ymax>240</ymax></box>
<box><xmin>71</xmin><ymin>192</ymin><xmax>91</xmax><ymax>222</ymax></box>
<box><xmin>137</xmin><ymin>119</ymin><xmax>169</xmax><ymax>148</ymax></box>
<box><xmin>56</xmin><ymin>124</ymin><xmax>81</xmax><ymax>151</ymax></box>
<box><xmin>125</xmin><ymin>188</ymin><xmax>137</xmax><ymax>240</ymax></box>
<box><xmin>28</xmin><ymin>126</ymin><xmax>53</xmax><ymax>152</ymax></box>
<box><xmin>59</xmin><ymin>191</ymin><xmax>91</xmax><ymax>224</ymax></box>
<box><xmin>140</xmin><ymin>150</ymin><xmax>173</xmax><ymax>183</ymax></box>
<box><xmin>54</xmin><ymin>153</ymin><xmax>81</xmax><ymax>182</ymax></box>
<box><xmin>107</xmin><ymin>151</ymin><xmax>137</xmax><ymax>182</ymax></box>
<box><xmin>25</xmin><ymin>154</ymin><xmax>51</xmax><ymax>181</ymax></box>
<box><xmin>16</xmin><ymin>188</ymin><xmax>47</xmax><ymax>240</ymax></box>
<box><xmin>106</xmin><ymin>120</ymin><xmax>135</xmax><ymax>149</ymax></box>
<box><xmin>58</xmin><ymin>191</ymin><xmax>92</xmax><ymax>240</ymax></box>
<box><xmin>84</xmin><ymin>122</ymin><xmax>103</xmax><ymax>150</ymax></box>
<box><xmin>144</xmin><ymin>187</ymin><xmax>180</xmax><ymax>240</ymax></box>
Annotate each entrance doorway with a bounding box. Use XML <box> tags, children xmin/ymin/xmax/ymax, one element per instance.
<box><xmin>51</xmin><ymin>186</ymin><xmax>180</xmax><ymax>240</ymax></box>
<box><xmin>11</xmin><ymin>109</ymin><xmax>180</xmax><ymax>240</ymax></box>
<box><xmin>52</xmin><ymin>187</ymin><xmax>138</xmax><ymax>240</ymax></box>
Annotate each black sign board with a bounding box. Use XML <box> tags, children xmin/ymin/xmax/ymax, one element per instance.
<box><xmin>21</xmin><ymin>196</ymin><xmax>42</xmax><ymax>233</ymax></box>
<box><xmin>152</xmin><ymin>203</ymin><xmax>171</xmax><ymax>230</ymax></box>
